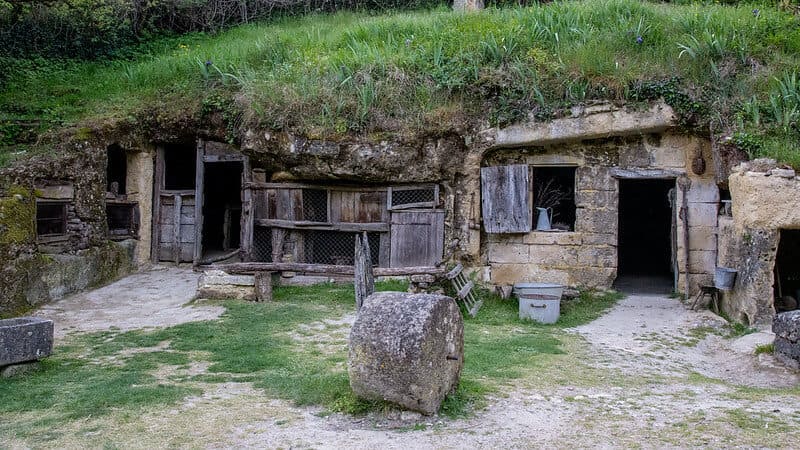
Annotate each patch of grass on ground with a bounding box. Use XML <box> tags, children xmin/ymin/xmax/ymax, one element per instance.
<box><xmin>754</xmin><ymin>343</ymin><xmax>774</xmax><ymax>355</ymax></box>
<box><xmin>0</xmin><ymin>281</ymin><xmax>621</xmax><ymax>435</ymax></box>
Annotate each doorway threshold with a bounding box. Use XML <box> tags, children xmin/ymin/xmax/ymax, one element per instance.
<box><xmin>613</xmin><ymin>275</ymin><xmax>674</xmax><ymax>295</ymax></box>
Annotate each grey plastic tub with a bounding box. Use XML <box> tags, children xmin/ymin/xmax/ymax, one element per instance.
<box><xmin>518</xmin><ymin>294</ymin><xmax>561</xmax><ymax>323</ymax></box>
<box><xmin>714</xmin><ymin>267</ymin><xmax>737</xmax><ymax>291</ymax></box>
<box><xmin>513</xmin><ymin>282</ymin><xmax>564</xmax><ymax>298</ymax></box>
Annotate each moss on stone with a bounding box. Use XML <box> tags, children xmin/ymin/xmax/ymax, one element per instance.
<box><xmin>0</xmin><ymin>185</ymin><xmax>35</xmax><ymax>246</ymax></box>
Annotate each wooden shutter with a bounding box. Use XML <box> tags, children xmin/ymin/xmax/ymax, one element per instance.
<box><xmin>481</xmin><ymin>164</ymin><xmax>531</xmax><ymax>233</ymax></box>
<box><xmin>389</xmin><ymin>210</ymin><xmax>444</xmax><ymax>267</ymax></box>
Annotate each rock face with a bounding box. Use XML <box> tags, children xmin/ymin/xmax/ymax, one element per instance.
<box><xmin>773</xmin><ymin>311</ymin><xmax>800</xmax><ymax>368</ymax></box>
<box><xmin>0</xmin><ymin>317</ymin><xmax>54</xmax><ymax>367</ymax></box>
<box><xmin>348</xmin><ymin>292</ymin><xmax>464</xmax><ymax>415</ymax></box>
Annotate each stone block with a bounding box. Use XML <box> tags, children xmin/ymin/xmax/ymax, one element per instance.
<box><xmin>35</xmin><ymin>184</ymin><xmax>74</xmax><ymax>200</ymax></box>
<box><xmin>571</xmin><ymin>267</ymin><xmax>617</xmax><ymax>288</ymax></box>
<box><xmin>577</xmin><ymin>245</ymin><xmax>617</xmax><ymax>268</ymax></box>
<box><xmin>773</xmin><ymin>310</ymin><xmax>800</xmax><ymax>341</ymax></box>
<box><xmin>575</xmin><ymin>190</ymin><xmax>618</xmax><ymax>209</ymax></box>
<box><xmin>686</xmin><ymin>179</ymin><xmax>720</xmax><ymax>204</ymax></box>
<box><xmin>688</xmin><ymin>226</ymin><xmax>718</xmax><ymax>251</ymax></box>
<box><xmin>487</xmin><ymin>244</ymin><xmax>529</xmax><ymax>264</ymax></box>
<box><xmin>575</xmin><ymin>166</ymin><xmax>615</xmax><ymax>191</ymax></box>
<box><xmin>199</xmin><ymin>270</ymin><xmax>255</xmax><ymax>286</ymax></box>
<box><xmin>576</xmin><ymin>208</ymin><xmax>617</xmax><ymax>234</ymax></box>
<box><xmin>774</xmin><ymin>337</ymin><xmax>800</xmax><ymax>369</ymax></box>
<box><xmin>526</xmin><ymin>154</ymin><xmax>584</xmax><ymax>166</ymax></box>
<box><xmin>522</xmin><ymin>232</ymin><xmax>582</xmax><ymax>246</ymax></box>
<box><xmin>196</xmin><ymin>285</ymin><xmax>255</xmax><ymax>301</ymax></box>
<box><xmin>489</xmin><ymin>264</ymin><xmax>571</xmax><ymax>286</ymax></box>
<box><xmin>687</xmin><ymin>203</ymin><xmax>718</xmax><ymax>228</ymax></box>
<box><xmin>618</xmin><ymin>141</ymin><xmax>651</xmax><ymax>168</ymax></box>
<box><xmin>649</xmin><ymin>143</ymin><xmax>686</xmax><ymax>169</ymax></box>
<box><xmin>686</xmin><ymin>250</ymin><xmax>716</xmax><ymax>274</ymax></box>
<box><xmin>528</xmin><ymin>244</ymin><xmax>578</xmax><ymax>267</ymax></box>
<box><xmin>348</xmin><ymin>292</ymin><xmax>463</xmax><ymax>415</ymax></box>
<box><xmin>582</xmin><ymin>233</ymin><xmax>617</xmax><ymax>246</ymax></box>
<box><xmin>0</xmin><ymin>317</ymin><xmax>54</xmax><ymax>367</ymax></box>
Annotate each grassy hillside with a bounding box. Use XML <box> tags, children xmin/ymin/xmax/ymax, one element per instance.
<box><xmin>1</xmin><ymin>0</ymin><xmax>799</xmax><ymax>166</ymax></box>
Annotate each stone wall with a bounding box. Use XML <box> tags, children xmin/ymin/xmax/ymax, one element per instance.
<box><xmin>0</xmin><ymin>141</ymin><xmax>138</xmax><ymax>317</ymax></box>
<box><xmin>718</xmin><ymin>161</ymin><xmax>800</xmax><ymax>327</ymax></box>
<box><xmin>481</xmin><ymin>132</ymin><xmax>717</xmax><ymax>293</ymax></box>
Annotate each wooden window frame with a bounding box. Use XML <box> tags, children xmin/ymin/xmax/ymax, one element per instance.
<box><xmin>36</xmin><ymin>201</ymin><xmax>69</xmax><ymax>241</ymax></box>
<box><xmin>387</xmin><ymin>184</ymin><xmax>439</xmax><ymax>211</ymax></box>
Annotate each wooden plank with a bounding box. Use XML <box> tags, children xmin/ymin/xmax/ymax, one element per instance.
<box><xmin>194</xmin><ymin>141</ymin><xmax>204</xmax><ymax>265</ymax></box>
<box><xmin>245</xmin><ymin>182</ymin><xmax>388</xmax><ymax>192</ymax></box>
<box><xmin>354</xmin><ymin>233</ymin><xmax>375</xmax><ymax>310</ymax></box>
<box><xmin>206</xmin><ymin>262</ymin><xmax>444</xmax><ymax>276</ymax></box>
<box><xmin>241</xmin><ymin>156</ymin><xmax>253</xmax><ymax>261</ymax></box>
<box><xmin>203</xmin><ymin>154</ymin><xmax>245</xmax><ymax>162</ymax></box>
<box><xmin>446</xmin><ymin>263</ymin><xmax>464</xmax><ymax>280</ymax></box>
<box><xmin>378</xmin><ymin>232</ymin><xmax>390</xmax><ymax>268</ymax></box>
<box><xmin>481</xmin><ymin>165</ymin><xmax>531</xmax><ymax>233</ymax></box>
<box><xmin>173</xmin><ymin>195</ymin><xmax>182</xmax><ymax>265</ymax></box>
<box><xmin>151</xmin><ymin>147</ymin><xmax>165</xmax><ymax>263</ymax></box>
<box><xmin>255</xmin><ymin>219</ymin><xmax>389</xmax><ymax>232</ymax></box>
<box><xmin>356</xmin><ymin>191</ymin><xmax>385</xmax><ymax>223</ymax></box>
<box><xmin>389</xmin><ymin>210</ymin><xmax>444</xmax><ymax>267</ymax></box>
<box><xmin>457</xmin><ymin>281</ymin><xmax>474</xmax><ymax>299</ymax></box>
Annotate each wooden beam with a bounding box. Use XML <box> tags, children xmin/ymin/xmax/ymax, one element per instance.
<box><xmin>173</xmin><ymin>194</ymin><xmax>182</xmax><ymax>265</ymax></box>
<box><xmin>203</xmin><ymin>262</ymin><xmax>444</xmax><ymax>276</ymax></box>
<box><xmin>245</xmin><ymin>182</ymin><xmax>389</xmax><ymax>192</ymax></box>
<box><xmin>255</xmin><ymin>219</ymin><xmax>389</xmax><ymax>232</ymax></box>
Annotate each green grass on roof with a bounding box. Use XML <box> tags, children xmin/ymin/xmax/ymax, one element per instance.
<box><xmin>1</xmin><ymin>0</ymin><xmax>799</xmax><ymax>165</ymax></box>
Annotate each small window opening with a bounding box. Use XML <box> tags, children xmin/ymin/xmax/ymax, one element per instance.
<box><xmin>36</xmin><ymin>202</ymin><xmax>67</xmax><ymax>237</ymax></box>
<box><xmin>303</xmin><ymin>189</ymin><xmax>328</xmax><ymax>222</ymax></box>
<box><xmin>163</xmin><ymin>144</ymin><xmax>196</xmax><ymax>191</ymax></box>
<box><xmin>107</xmin><ymin>144</ymin><xmax>127</xmax><ymax>195</ymax></box>
<box><xmin>532</xmin><ymin>167</ymin><xmax>576</xmax><ymax>231</ymax></box>
<box><xmin>390</xmin><ymin>187</ymin><xmax>436</xmax><ymax>209</ymax></box>
<box><xmin>774</xmin><ymin>229</ymin><xmax>800</xmax><ymax>312</ymax></box>
<box><xmin>107</xmin><ymin>203</ymin><xmax>138</xmax><ymax>238</ymax></box>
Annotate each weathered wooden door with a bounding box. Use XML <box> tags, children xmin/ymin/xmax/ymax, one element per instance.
<box><xmin>389</xmin><ymin>210</ymin><xmax>444</xmax><ymax>267</ymax></box>
<box><xmin>156</xmin><ymin>193</ymin><xmax>196</xmax><ymax>263</ymax></box>
<box><xmin>480</xmin><ymin>165</ymin><xmax>531</xmax><ymax>233</ymax></box>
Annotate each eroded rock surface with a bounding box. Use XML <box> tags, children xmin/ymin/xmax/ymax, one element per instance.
<box><xmin>348</xmin><ymin>292</ymin><xmax>464</xmax><ymax>415</ymax></box>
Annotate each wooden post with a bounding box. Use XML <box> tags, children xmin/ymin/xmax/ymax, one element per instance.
<box><xmin>354</xmin><ymin>232</ymin><xmax>375</xmax><ymax>311</ymax></box>
<box><xmin>255</xmin><ymin>272</ymin><xmax>273</xmax><ymax>302</ymax></box>
<box><xmin>173</xmin><ymin>194</ymin><xmax>182</xmax><ymax>266</ymax></box>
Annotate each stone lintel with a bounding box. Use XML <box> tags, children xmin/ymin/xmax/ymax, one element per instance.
<box><xmin>492</xmin><ymin>102</ymin><xmax>675</xmax><ymax>149</ymax></box>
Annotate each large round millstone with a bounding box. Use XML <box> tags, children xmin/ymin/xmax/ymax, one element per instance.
<box><xmin>348</xmin><ymin>292</ymin><xmax>464</xmax><ymax>415</ymax></box>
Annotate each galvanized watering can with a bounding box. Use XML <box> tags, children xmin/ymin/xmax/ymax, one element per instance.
<box><xmin>535</xmin><ymin>207</ymin><xmax>553</xmax><ymax>231</ymax></box>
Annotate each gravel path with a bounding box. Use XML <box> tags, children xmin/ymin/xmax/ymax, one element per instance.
<box><xmin>15</xmin><ymin>281</ymin><xmax>800</xmax><ymax>448</ymax></box>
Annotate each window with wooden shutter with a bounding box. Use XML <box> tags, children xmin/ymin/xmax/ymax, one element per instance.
<box><xmin>481</xmin><ymin>164</ymin><xmax>531</xmax><ymax>233</ymax></box>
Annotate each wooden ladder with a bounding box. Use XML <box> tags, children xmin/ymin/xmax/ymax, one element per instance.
<box><xmin>446</xmin><ymin>264</ymin><xmax>483</xmax><ymax>317</ymax></box>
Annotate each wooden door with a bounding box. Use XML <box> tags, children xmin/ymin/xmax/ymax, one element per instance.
<box><xmin>389</xmin><ymin>210</ymin><xmax>444</xmax><ymax>267</ymax></box>
<box><xmin>157</xmin><ymin>193</ymin><xmax>196</xmax><ymax>263</ymax></box>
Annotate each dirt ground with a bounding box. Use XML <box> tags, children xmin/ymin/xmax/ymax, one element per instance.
<box><xmin>16</xmin><ymin>271</ymin><xmax>800</xmax><ymax>448</ymax></box>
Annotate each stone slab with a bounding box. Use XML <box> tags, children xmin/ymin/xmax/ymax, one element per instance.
<box><xmin>487</xmin><ymin>244</ymin><xmax>529</xmax><ymax>264</ymax></box>
<box><xmin>522</xmin><ymin>232</ymin><xmax>583</xmax><ymax>246</ymax></box>
<box><xmin>0</xmin><ymin>317</ymin><xmax>54</xmax><ymax>366</ymax></box>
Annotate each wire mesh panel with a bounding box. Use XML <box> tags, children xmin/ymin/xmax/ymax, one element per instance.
<box><xmin>252</xmin><ymin>226</ymin><xmax>273</xmax><ymax>262</ymax></box>
<box><xmin>390</xmin><ymin>186</ymin><xmax>436</xmax><ymax>209</ymax></box>
<box><xmin>301</xmin><ymin>230</ymin><xmax>381</xmax><ymax>266</ymax></box>
<box><xmin>303</xmin><ymin>189</ymin><xmax>328</xmax><ymax>222</ymax></box>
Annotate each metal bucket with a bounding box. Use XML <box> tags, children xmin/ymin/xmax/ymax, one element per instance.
<box><xmin>518</xmin><ymin>293</ymin><xmax>560</xmax><ymax>323</ymax></box>
<box><xmin>714</xmin><ymin>267</ymin><xmax>737</xmax><ymax>291</ymax></box>
<box><xmin>513</xmin><ymin>282</ymin><xmax>564</xmax><ymax>298</ymax></box>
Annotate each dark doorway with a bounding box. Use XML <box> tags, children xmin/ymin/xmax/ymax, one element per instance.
<box><xmin>107</xmin><ymin>144</ymin><xmax>127</xmax><ymax>195</ymax></box>
<box><xmin>615</xmin><ymin>179</ymin><xmax>675</xmax><ymax>294</ymax></box>
<box><xmin>163</xmin><ymin>144</ymin><xmax>196</xmax><ymax>191</ymax></box>
<box><xmin>774</xmin><ymin>229</ymin><xmax>800</xmax><ymax>312</ymax></box>
<box><xmin>202</xmin><ymin>162</ymin><xmax>243</xmax><ymax>259</ymax></box>
<box><xmin>532</xmin><ymin>167</ymin><xmax>576</xmax><ymax>231</ymax></box>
